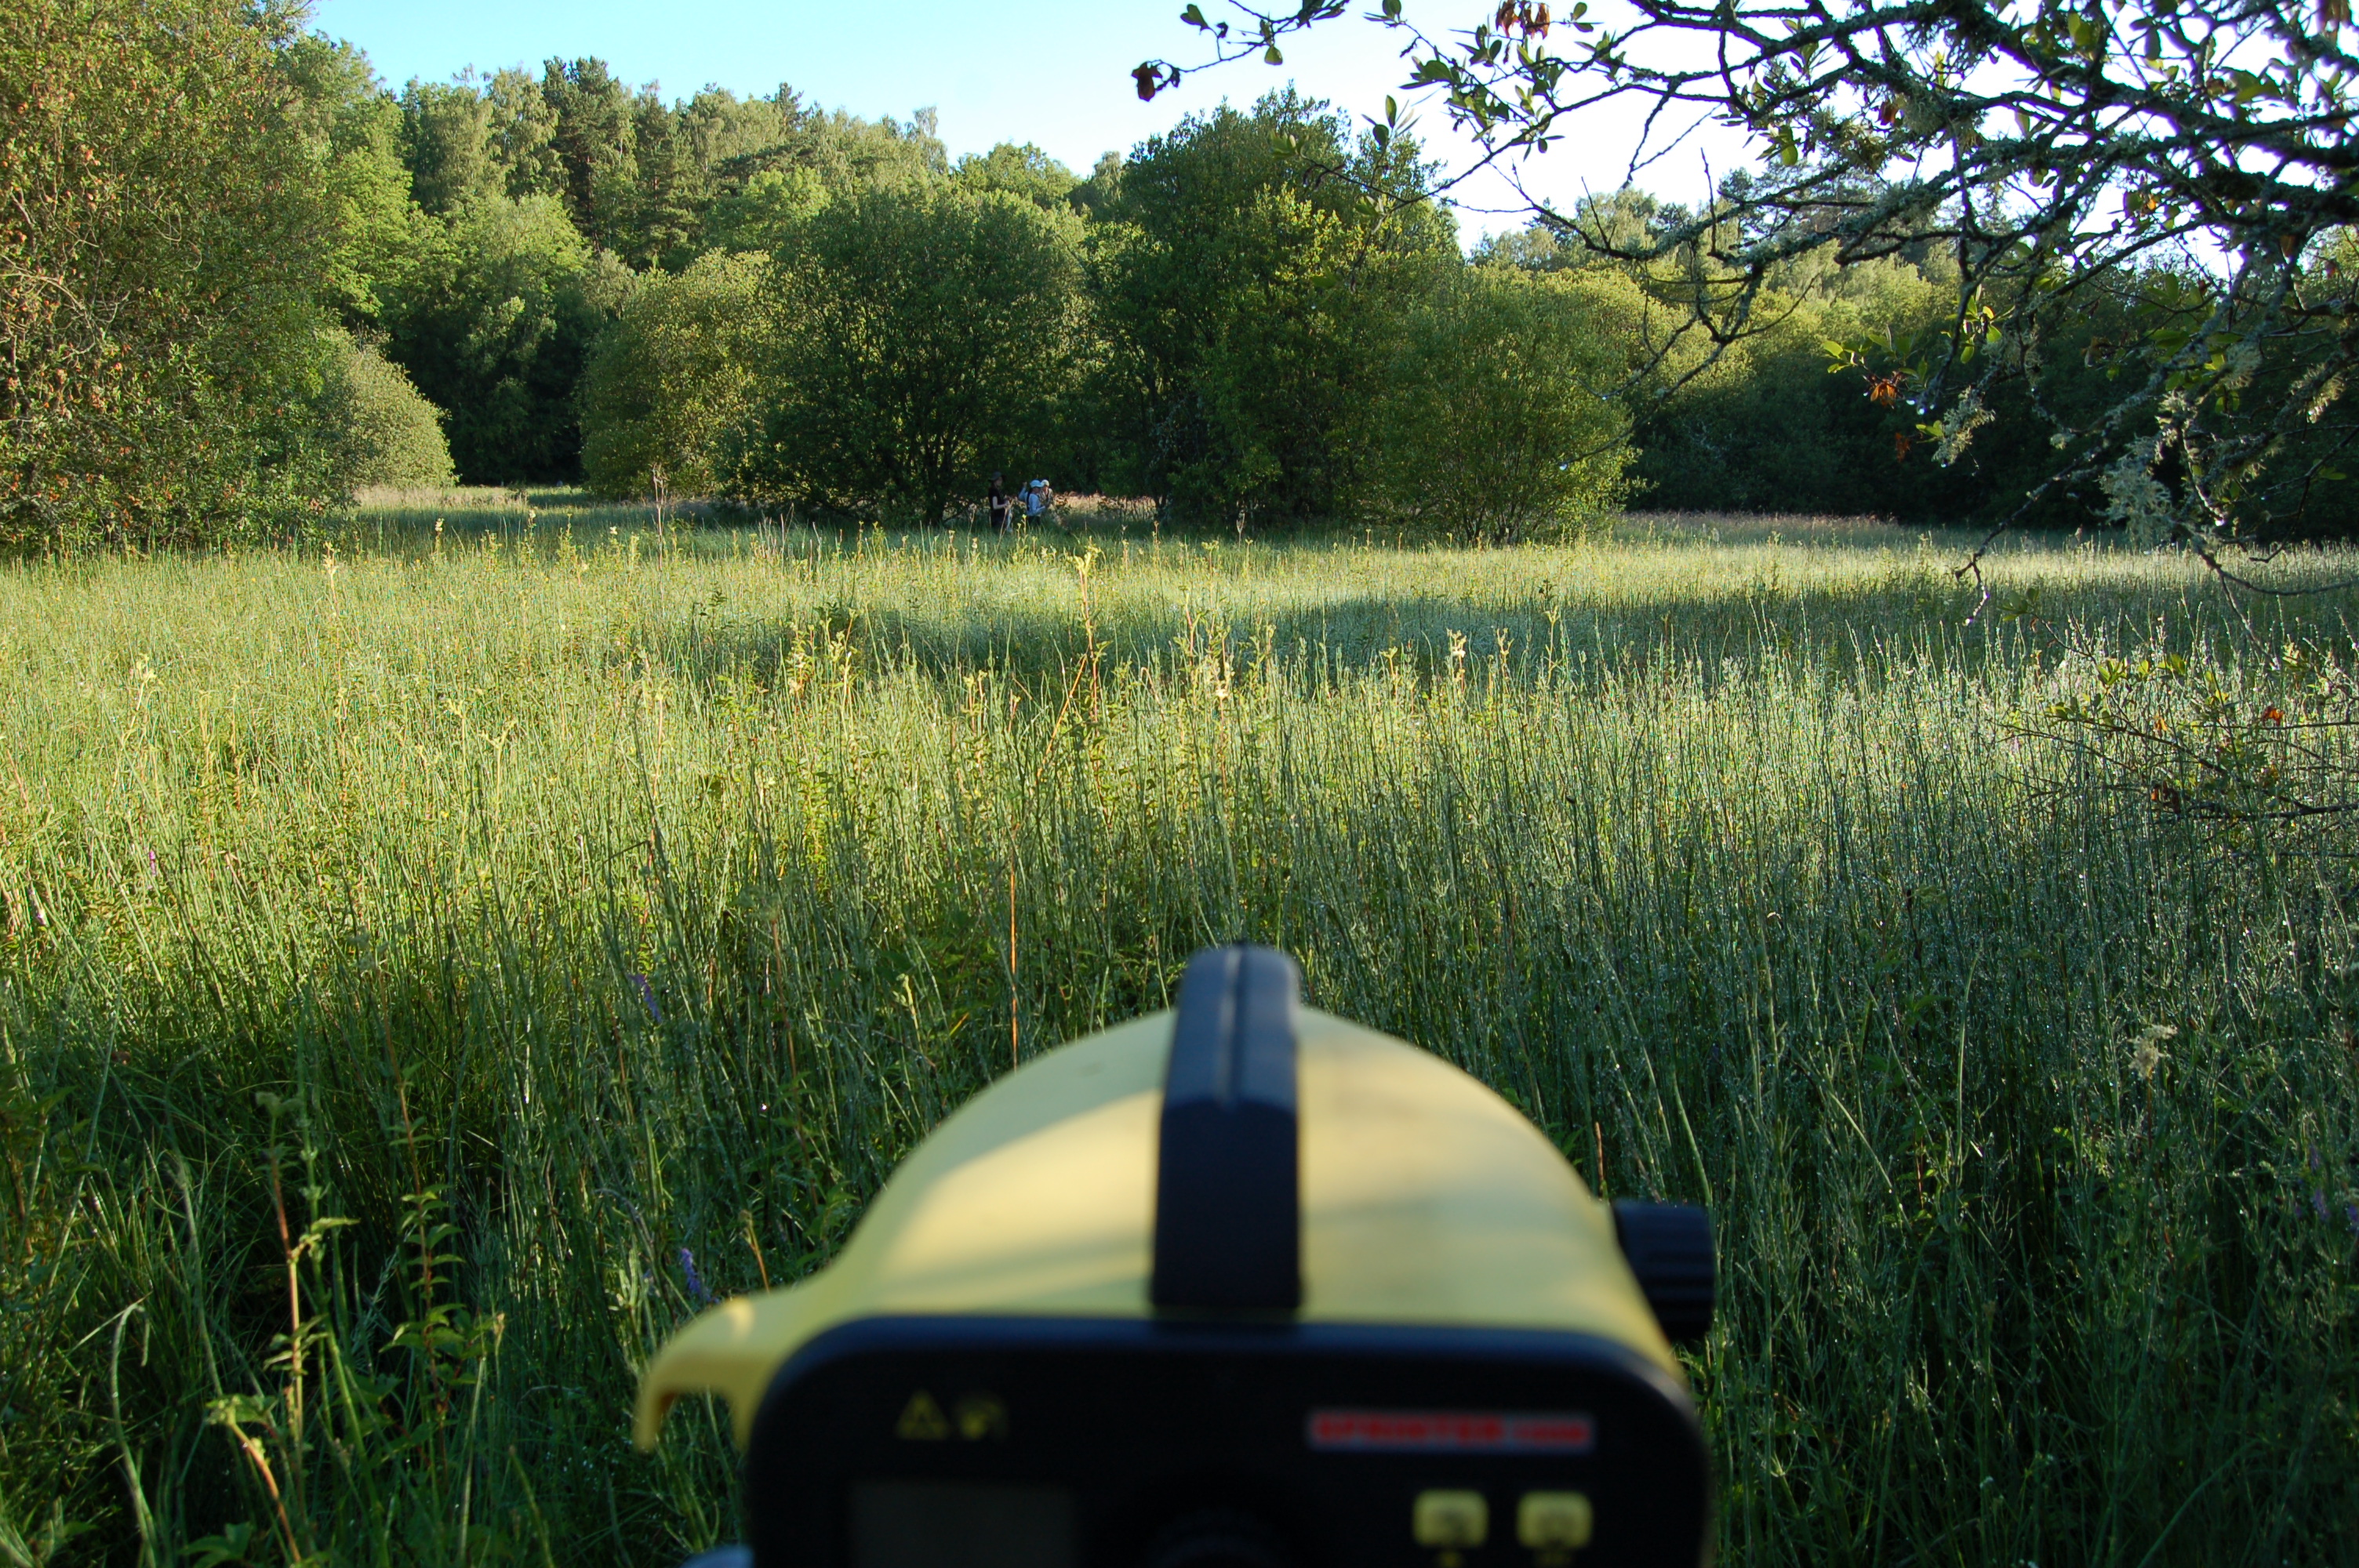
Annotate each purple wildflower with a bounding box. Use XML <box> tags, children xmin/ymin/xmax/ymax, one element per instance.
<box><xmin>629</xmin><ymin>972</ymin><xmax>663</xmax><ymax>1023</ymax></box>
<box><xmin>2311</xmin><ymin>1189</ymin><xmax>2330</xmax><ymax>1222</ymax></box>
<box><xmin>678</xmin><ymin>1246</ymin><xmax>712</xmax><ymax>1306</ymax></box>
<box><xmin>2346</xmin><ymin>1204</ymin><xmax>2358</xmax><ymax>1240</ymax></box>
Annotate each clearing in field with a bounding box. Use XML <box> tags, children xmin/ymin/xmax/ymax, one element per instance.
<box><xmin>3</xmin><ymin>497</ymin><xmax>2354</xmax><ymax>1565</ymax></box>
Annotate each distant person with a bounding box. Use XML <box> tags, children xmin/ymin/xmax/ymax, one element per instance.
<box><xmin>987</xmin><ymin>472</ymin><xmax>1009</xmax><ymax>534</ymax></box>
<box><xmin>1025</xmin><ymin>478</ymin><xmax>1052</xmax><ymax>521</ymax></box>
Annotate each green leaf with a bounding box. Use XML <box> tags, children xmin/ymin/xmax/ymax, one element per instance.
<box><xmin>205</xmin><ymin>1393</ymin><xmax>274</xmax><ymax>1428</ymax></box>
<box><xmin>184</xmin><ymin>1523</ymin><xmax>258</xmax><ymax>1568</ymax></box>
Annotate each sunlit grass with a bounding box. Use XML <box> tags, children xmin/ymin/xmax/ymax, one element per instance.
<box><xmin>4</xmin><ymin>497</ymin><xmax>2355</xmax><ymax>1566</ymax></box>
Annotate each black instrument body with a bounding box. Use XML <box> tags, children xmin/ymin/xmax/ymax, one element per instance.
<box><xmin>745</xmin><ymin>1315</ymin><xmax>1710</xmax><ymax>1568</ymax></box>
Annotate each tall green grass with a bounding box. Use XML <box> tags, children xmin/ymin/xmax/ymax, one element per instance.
<box><xmin>2</xmin><ymin>504</ymin><xmax>2355</xmax><ymax>1566</ymax></box>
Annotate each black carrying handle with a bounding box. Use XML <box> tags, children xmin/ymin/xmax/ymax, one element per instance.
<box><xmin>1612</xmin><ymin>1200</ymin><xmax>1717</xmax><ymax>1348</ymax></box>
<box><xmin>1150</xmin><ymin>945</ymin><xmax>1303</xmax><ymax>1313</ymax></box>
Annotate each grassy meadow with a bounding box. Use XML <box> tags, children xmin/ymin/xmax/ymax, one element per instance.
<box><xmin>3</xmin><ymin>491</ymin><xmax>2357</xmax><ymax>1566</ymax></box>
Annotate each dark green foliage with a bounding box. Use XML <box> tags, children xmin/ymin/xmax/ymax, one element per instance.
<box><xmin>699</xmin><ymin>166</ymin><xmax>830</xmax><ymax>256</ymax></box>
<box><xmin>398</xmin><ymin>77</ymin><xmax>498</xmax><ymax>216</ymax></box>
<box><xmin>376</xmin><ymin>67</ymin><xmax>994</xmax><ymax>492</ymax></box>
<box><xmin>396</xmin><ymin>66</ymin><xmax>562</xmax><ymax>216</ymax></box>
<box><xmin>1072</xmin><ymin>150</ymin><xmax>1125</xmax><ymax>218</ymax></box>
<box><xmin>483</xmin><ymin>67</ymin><xmax>565</xmax><ymax>200</ymax></box>
<box><xmin>314</xmin><ymin>332</ymin><xmax>455</xmax><ymax>491</ymax></box>
<box><xmin>954</xmin><ymin>141</ymin><xmax>1081</xmax><ymax>211</ymax></box>
<box><xmin>284</xmin><ymin>35</ymin><xmax>421</xmax><ymax>327</ymax></box>
<box><xmin>541</xmin><ymin>56</ymin><xmax>640</xmax><ymax>254</ymax></box>
<box><xmin>1367</xmin><ymin>268</ymin><xmax>1637</xmax><ymax>540</ymax></box>
<box><xmin>1089</xmin><ymin>92</ymin><xmax>1455</xmax><ymax>524</ymax></box>
<box><xmin>580</xmin><ymin>252</ymin><xmax>774</xmax><ymax>498</ymax></box>
<box><xmin>0</xmin><ymin>0</ymin><xmax>347</xmax><ymax>551</ymax></box>
<box><xmin>369</xmin><ymin>42</ymin><xmax>2357</xmax><ymax>539</ymax></box>
<box><xmin>1629</xmin><ymin>306</ymin><xmax>1963</xmax><ymax>520</ymax></box>
<box><xmin>726</xmin><ymin>185</ymin><xmax>1085</xmax><ymax>523</ymax></box>
<box><xmin>772</xmin><ymin>106</ymin><xmax>949</xmax><ymax>197</ymax></box>
<box><xmin>627</xmin><ymin>90</ymin><xmax>706</xmax><ymax>272</ymax></box>
<box><xmin>382</xmin><ymin>194</ymin><xmax>620</xmax><ymax>484</ymax></box>
<box><xmin>18</xmin><ymin>9</ymin><xmax>2354</xmax><ymax>545</ymax></box>
<box><xmin>692</xmin><ymin>102</ymin><xmax>947</xmax><ymax>256</ymax></box>
<box><xmin>1187</xmin><ymin>0</ymin><xmax>2359</xmax><ymax>548</ymax></box>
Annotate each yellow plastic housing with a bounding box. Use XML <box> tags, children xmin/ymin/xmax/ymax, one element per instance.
<box><xmin>636</xmin><ymin>1007</ymin><xmax>1676</xmax><ymax>1450</ymax></box>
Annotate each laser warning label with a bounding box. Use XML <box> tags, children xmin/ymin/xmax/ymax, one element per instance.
<box><xmin>1307</xmin><ymin>1410</ymin><xmax>1596</xmax><ymax>1454</ymax></box>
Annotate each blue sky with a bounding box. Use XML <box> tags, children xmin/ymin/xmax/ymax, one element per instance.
<box><xmin>307</xmin><ymin>0</ymin><xmax>1758</xmax><ymax>245</ymax></box>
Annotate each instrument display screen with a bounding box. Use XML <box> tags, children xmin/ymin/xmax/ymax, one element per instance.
<box><xmin>851</xmin><ymin>1481</ymin><xmax>1078</xmax><ymax>1568</ymax></box>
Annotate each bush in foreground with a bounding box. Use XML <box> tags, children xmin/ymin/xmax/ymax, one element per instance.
<box><xmin>316</xmin><ymin>334</ymin><xmax>456</xmax><ymax>492</ymax></box>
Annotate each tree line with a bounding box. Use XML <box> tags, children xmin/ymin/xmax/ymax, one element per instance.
<box><xmin>7</xmin><ymin>0</ymin><xmax>2354</xmax><ymax>551</ymax></box>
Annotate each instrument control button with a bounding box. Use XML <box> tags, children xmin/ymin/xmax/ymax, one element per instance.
<box><xmin>1413</xmin><ymin>1490</ymin><xmax>1489</xmax><ymax>1549</ymax></box>
<box><xmin>1517</xmin><ymin>1491</ymin><xmax>1594</xmax><ymax>1551</ymax></box>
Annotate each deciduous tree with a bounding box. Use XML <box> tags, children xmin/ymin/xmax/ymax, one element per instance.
<box><xmin>727</xmin><ymin>184</ymin><xmax>1085</xmax><ymax>523</ymax></box>
<box><xmin>0</xmin><ymin>0</ymin><xmax>344</xmax><ymax>550</ymax></box>
<box><xmin>1090</xmin><ymin>91</ymin><xmax>1454</xmax><ymax>524</ymax></box>
<box><xmin>1142</xmin><ymin>0</ymin><xmax>2359</xmax><ymax>556</ymax></box>
<box><xmin>1369</xmin><ymin>267</ymin><xmax>1637</xmax><ymax>541</ymax></box>
<box><xmin>580</xmin><ymin>250</ymin><xmax>775</xmax><ymax>497</ymax></box>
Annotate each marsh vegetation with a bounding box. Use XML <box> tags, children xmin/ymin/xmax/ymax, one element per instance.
<box><xmin>3</xmin><ymin>497</ymin><xmax>2355</xmax><ymax>1564</ymax></box>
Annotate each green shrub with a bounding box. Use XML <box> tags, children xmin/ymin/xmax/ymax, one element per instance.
<box><xmin>318</xmin><ymin>334</ymin><xmax>456</xmax><ymax>492</ymax></box>
<box><xmin>0</xmin><ymin>0</ymin><xmax>343</xmax><ymax>551</ymax></box>
<box><xmin>579</xmin><ymin>251</ymin><xmax>773</xmax><ymax>498</ymax></box>
<box><xmin>1365</xmin><ymin>269</ymin><xmax>1637</xmax><ymax>542</ymax></box>
<box><xmin>726</xmin><ymin>184</ymin><xmax>1085</xmax><ymax>523</ymax></box>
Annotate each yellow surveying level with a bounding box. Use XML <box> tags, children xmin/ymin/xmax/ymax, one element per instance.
<box><xmin>638</xmin><ymin>945</ymin><xmax>1715</xmax><ymax>1568</ymax></box>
